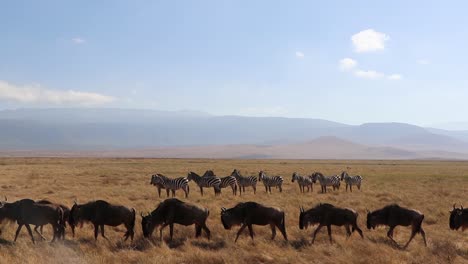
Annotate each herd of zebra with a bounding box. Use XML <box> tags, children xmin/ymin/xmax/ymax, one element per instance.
<box><xmin>150</xmin><ymin>169</ymin><xmax>363</xmax><ymax>197</ymax></box>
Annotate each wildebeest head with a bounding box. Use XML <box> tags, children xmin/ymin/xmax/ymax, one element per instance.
<box><xmin>366</xmin><ymin>210</ymin><xmax>376</xmax><ymax>229</ymax></box>
<box><xmin>299</xmin><ymin>206</ymin><xmax>321</xmax><ymax>230</ymax></box>
<box><xmin>69</xmin><ymin>201</ymin><xmax>83</xmax><ymax>231</ymax></box>
<box><xmin>220</xmin><ymin>206</ymin><xmax>242</xmax><ymax>230</ymax></box>
<box><xmin>141</xmin><ymin>212</ymin><xmax>157</xmax><ymax>238</ymax></box>
<box><xmin>449</xmin><ymin>204</ymin><xmax>464</xmax><ymax>230</ymax></box>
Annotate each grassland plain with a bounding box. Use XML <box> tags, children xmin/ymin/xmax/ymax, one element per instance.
<box><xmin>0</xmin><ymin>158</ymin><xmax>466</xmax><ymax>264</ymax></box>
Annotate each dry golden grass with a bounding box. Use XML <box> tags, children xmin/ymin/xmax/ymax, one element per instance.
<box><xmin>0</xmin><ymin>158</ymin><xmax>467</xmax><ymax>264</ymax></box>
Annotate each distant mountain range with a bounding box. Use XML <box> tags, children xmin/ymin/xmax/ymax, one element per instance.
<box><xmin>1</xmin><ymin>108</ymin><xmax>468</xmax><ymax>159</ymax></box>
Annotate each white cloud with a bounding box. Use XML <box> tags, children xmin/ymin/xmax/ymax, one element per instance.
<box><xmin>295</xmin><ymin>51</ymin><xmax>304</xmax><ymax>58</ymax></box>
<box><xmin>72</xmin><ymin>37</ymin><xmax>86</xmax><ymax>44</ymax></box>
<box><xmin>354</xmin><ymin>70</ymin><xmax>385</xmax><ymax>80</ymax></box>
<box><xmin>0</xmin><ymin>80</ymin><xmax>115</xmax><ymax>105</ymax></box>
<box><xmin>339</xmin><ymin>58</ymin><xmax>357</xmax><ymax>71</ymax></box>
<box><xmin>351</xmin><ymin>29</ymin><xmax>389</xmax><ymax>53</ymax></box>
<box><xmin>387</xmin><ymin>74</ymin><xmax>402</xmax><ymax>80</ymax></box>
<box><xmin>417</xmin><ymin>59</ymin><xmax>430</xmax><ymax>65</ymax></box>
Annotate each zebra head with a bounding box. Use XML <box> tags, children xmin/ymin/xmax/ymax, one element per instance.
<box><xmin>340</xmin><ymin>171</ymin><xmax>348</xmax><ymax>181</ymax></box>
<box><xmin>258</xmin><ymin>171</ymin><xmax>265</xmax><ymax>181</ymax></box>
<box><xmin>292</xmin><ymin>172</ymin><xmax>298</xmax><ymax>182</ymax></box>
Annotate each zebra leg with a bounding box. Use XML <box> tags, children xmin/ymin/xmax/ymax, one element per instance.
<box><xmin>158</xmin><ymin>187</ymin><xmax>161</xmax><ymax>197</ymax></box>
<box><xmin>350</xmin><ymin>185</ymin><xmax>353</xmax><ymax>192</ymax></box>
<box><xmin>264</xmin><ymin>185</ymin><xmax>268</xmax><ymax>193</ymax></box>
<box><xmin>166</xmin><ymin>189</ymin><xmax>170</xmax><ymax>197</ymax></box>
<box><xmin>184</xmin><ymin>187</ymin><xmax>188</xmax><ymax>198</ymax></box>
<box><xmin>235</xmin><ymin>224</ymin><xmax>248</xmax><ymax>242</ymax></box>
<box><xmin>253</xmin><ymin>186</ymin><xmax>256</xmax><ymax>194</ymax></box>
<box><xmin>270</xmin><ymin>223</ymin><xmax>276</xmax><ymax>240</ymax></box>
<box><xmin>199</xmin><ymin>187</ymin><xmax>204</xmax><ymax>196</ymax></box>
<box><xmin>279</xmin><ymin>185</ymin><xmax>282</xmax><ymax>193</ymax></box>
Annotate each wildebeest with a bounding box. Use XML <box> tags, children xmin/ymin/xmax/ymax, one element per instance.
<box><xmin>299</xmin><ymin>203</ymin><xmax>363</xmax><ymax>244</ymax></box>
<box><xmin>0</xmin><ymin>198</ymin><xmax>64</xmax><ymax>243</ymax></box>
<box><xmin>35</xmin><ymin>199</ymin><xmax>72</xmax><ymax>239</ymax></box>
<box><xmin>449</xmin><ymin>204</ymin><xmax>468</xmax><ymax>231</ymax></box>
<box><xmin>367</xmin><ymin>204</ymin><xmax>427</xmax><ymax>249</ymax></box>
<box><xmin>220</xmin><ymin>202</ymin><xmax>287</xmax><ymax>242</ymax></box>
<box><xmin>69</xmin><ymin>200</ymin><xmax>135</xmax><ymax>241</ymax></box>
<box><xmin>141</xmin><ymin>198</ymin><xmax>210</xmax><ymax>241</ymax></box>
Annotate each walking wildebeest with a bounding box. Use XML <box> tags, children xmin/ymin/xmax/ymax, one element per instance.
<box><xmin>299</xmin><ymin>203</ymin><xmax>363</xmax><ymax>244</ymax></box>
<box><xmin>220</xmin><ymin>201</ymin><xmax>288</xmax><ymax>242</ymax></box>
<box><xmin>0</xmin><ymin>198</ymin><xmax>64</xmax><ymax>243</ymax></box>
<box><xmin>141</xmin><ymin>198</ymin><xmax>210</xmax><ymax>241</ymax></box>
<box><xmin>35</xmin><ymin>199</ymin><xmax>72</xmax><ymax>239</ymax></box>
<box><xmin>367</xmin><ymin>204</ymin><xmax>427</xmax><ymax>249</ymax></box>
<box><xmin>69</xmin><ymin>200</ymin><xmax>135</xmax><ymax>241</ymax></box>
<box><xmin>450</xmin><ymin>204</ymin><xmax>468</xmax><ymax>231</ymax></box>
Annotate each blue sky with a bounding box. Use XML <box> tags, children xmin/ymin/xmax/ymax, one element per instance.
<box><xmin>1</xmin><ymin>1</ymin><xmax>467</xmax><ymax>127</ymax></box>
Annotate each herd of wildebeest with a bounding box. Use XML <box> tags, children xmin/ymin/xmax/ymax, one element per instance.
<box><xmin>0</xmin><ymin>169</ymin><xmax>466</xmax><ymax>251</ymax></box>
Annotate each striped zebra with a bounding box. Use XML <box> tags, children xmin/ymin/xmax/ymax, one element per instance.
<box><xmin>150</xmin><ymin>174</ymin><xmax>167</xmax><ymax>197</ymax></box>
<box><xmin>258</xmin><ymin>171</ymin><xmax>283</xmax><ymax>193</ymax></box>
<box><xmin>151</xmin><ymin>174</ymin><xmax>190</xmax><ymax>198</ymax></box>
<box><xmin>291</xmin><ymin>172</ymin><xmax>313</xmax><ymax>193</ymax></box>
<box><xmin>204</xmin><ymin>170</ymin><xmax>238</xmax><ymax>195</ymax></box>
<box><xmin>187</xmin><ymin>171</ymin><xmax>221</xmax><ymax>196</ymax></box>
<box><xmin>311</xmin><ymin>172</ymin><xmax>340</xmax><ymax>193</ymax></box>
<box><xmin>231</xmin><ymin>169</ymin><xmax>257</xmax><ymax>195</ymax></box>
<box><xmin>340</xmin><ymin>171</ymin><xmax>363</xmax><ymax>192</ymax></box>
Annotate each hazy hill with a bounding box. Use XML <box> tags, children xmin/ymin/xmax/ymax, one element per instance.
<box><xmin>1</xmin><ymin>108</ymin><xmax>468</xmax><ymax>159</ymax></box>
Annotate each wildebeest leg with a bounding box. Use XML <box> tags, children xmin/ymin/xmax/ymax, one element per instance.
<box><xmin>235</xmin><ymin>224</ymin><xmax>247</xmax><ymax>242</ymax></box>
<box><xmin>247</xmin><ymin>224</ymin><xmax>254</xmax><ymax>241</ymax></box>
<box><xmin>169</xmin><ymin>223</ymin><xmax>174</xmax><ymax>241</ymax></box>
<box><xmin>345</xmin><ymin>225</ymin><xmax>351</xmax><ymax>238</ymax></box>
<box><xmin>311</xmin><ymin>225</ymin><xmax>323</xmax><ymax>244</ymax></box>
<box><xmin>270</xmin><ymin>223</ymin><xmax>276</xmax><ymax>240</ymax></box>
<box><xmin>14</xmin><ymin>224</ymin><xmax>24</xmax><ymax>242</ymax></box>
<box><xmin>353</xmin><ymin>223</ymin><xmax>364</xmax><ymax>238</ymax></box>
<box><xmin>403</xmin><ymin>229</ymin><xmax>417</xmax><ymax>249</ymax></box>
<box><xmin>94</xmin><ymin>224</ymin><xmax>99</xmax><ymax>241</ymax></box>
<box><xmin>387</xmin><ymin>226</ymin><xmax>398</xmax><ymax>245</ymax></box>
<box><xmin>195</xmin><ymin>225</ymin><xmax>202</xmax><ymax>238</ymax></box>
<box><xmin>420</xmin><ymin>227</ymin><xmax>427</xmax><ymax>247</ymax></box>
<box><xmin>100</xmin><ymin>225</ymin><xmax>109</xmax><ymax>241</ymax></box>
<box><xmin>159</xmin><ymin>223</ymin><xmax>170</xmax><ymax>241</ymax></box>
<box><xmin>327</xmin><ymin>225</ymin><xmax>333</xmax><ymax>243</ymax></box>
<box><xmin>25</xmin><ymin>224</ymin><xmax>36</xmax><ymax>244</ymax></box>
<box><xmin>34</xmin><ymin>225</ymin><xmax>47</xmax><ymax>241</ymax></box>
<box><xmin>202</xmin><ymin>223</ymin><xmax>211</xmax><ymax>240</ymax></box>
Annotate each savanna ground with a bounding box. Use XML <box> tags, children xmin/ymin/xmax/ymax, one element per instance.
<box><xmin>0</xmin><ymin>158</ymin><xmax>466</xmax><ymax>264</ymax></box>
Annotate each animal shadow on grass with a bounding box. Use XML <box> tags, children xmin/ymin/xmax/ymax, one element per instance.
<box><xmin>191</xmin><ymin>239</ymin><xmax>226</xmax><ymax>251</ymax></box>
<box><xmin>367</xmin><ymin>236</ymin><xmax>404</xmax><ymax>250</ymax></box>
<box><xmin>290</xmin><ymin>238</ymin><xmax>310</xmax><ymax>250</ymax></box>
<box><xmin>113</xmin><ymin>238</ymin><xmax>153</xmax><ymax>252</ymax></box>
<box><xmin>166</xmin><ymin>237</ymin><xmax>187</xmax><ymax>249</ymax></box>
<box><xmin>0</xmin><ymin>237</ymin><xmax>14</xmax><ymax>246</ymax></box>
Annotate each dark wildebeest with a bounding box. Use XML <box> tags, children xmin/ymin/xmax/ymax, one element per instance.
<box><xmin>299</xmin><ymin>203</ymin><xmax>363</xmax><ymax>244</ymax></box>
<box><xmin>367</xmin><ymin>204</ymin><xmax>427</xmax><ymax>249</ymax></box>
<box><xmin>69</xmin><ymin>200</ymin><xmax>135</xmax><ymax>241</ymax></box>
<box><xmin>220</xmin><ymin>202</ymin><xmax>287</xmax><ymax>242</ymax></box>
<box><xmin>141</xmin><ymin>198</ymin><xmax>210</xmax><ymax>241</ymax></box>
<box><xmin>0</xmin><ymin>198</ymin><xmax>64</xmax><ymax>243</ymax></box>
<box><xmin>35</xmin><ymin>199</ymin><xmax>72</xmax><ymax>239</ymax></box>
<box><xmin>449</xmin><ymin>204</ymin><xmax>468</xmax><ymax>231</ymax></box>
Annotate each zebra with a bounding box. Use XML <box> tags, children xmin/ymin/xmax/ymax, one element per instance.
<box><xmin>231</xmin><ymin>169</ymin><xmax>257</xmax><ymax>195</ymax></box>
<box><xmin>203</xmin><ymin>170</ymin><xmax>238</xmax><ymax>195</ymax></box>
<box><xmin>150</xmin><ymin>174</ymin><xmax>167</xmax><ymax>197</ymax></box>
<box><xmin>258</xmin><ymin>171</ymin><xmax>283</xmax><ymax>193</ymax></box>
<box><xmin>340</xmin><ymin>171</ymin><xmax>363</xmax><ymax>192</ymax></box>
<box><xmin>151</xmin><ymin>174</ymin><xmax>190</xmax><ymax>198</ymax></box>
<box><xmin>291</xmin><ymin>172</ymin><xmax>313</xmax><ymax>193</ymax></box>
<box><xmin>187</xmin><ymin>171</ymin><xmax>221</xmax><ymax>196</ymax></box>
<box><xmin>311</xmin><ymin>172</ymin><xmax>340</xmax><ymax>193</ymax></box>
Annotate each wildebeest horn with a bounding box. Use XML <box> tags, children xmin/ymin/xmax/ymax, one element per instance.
<box><xmin>366</xmin><ymin>208</ymin><xmax>370</xmax><ymax>214</ymax></box>
<box><xmin>4</xmin><ymin>196</ymin><xmax>7</xmax><ymax>202</ymax></box>
<box><xmin>140</xmin><ymin>212</ymin><xmax>144</xmax><ymax>218</ymax></box>
<box><xmin>453</xmin><ymin>203</ymin><xmax>456</xmax><ymax>210</ymax></box>
<box><xmin>221</xmin><ymin>207</ymin><xmax>226</xmax><ymax>213</ymax></box>
<box><xmin>300</xmin><ymin>206</ymin><xmax>304</xmax><ymax>213</ymax></box>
